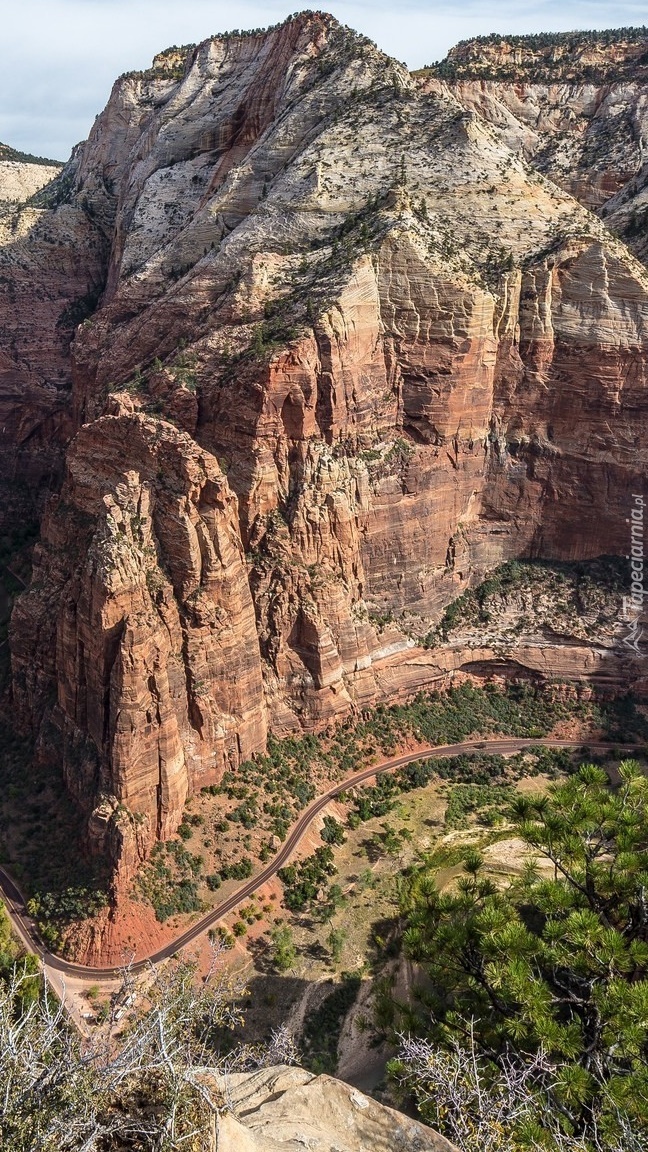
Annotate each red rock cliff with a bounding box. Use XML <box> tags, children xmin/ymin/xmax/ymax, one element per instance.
<box><xmin>3</xmin><ymin>15</ymin><xmax>647</xmax><ymax>873</ymax></box>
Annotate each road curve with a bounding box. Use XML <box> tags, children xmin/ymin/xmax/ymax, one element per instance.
<box><xmin>0</xmin><ymin>737</ymin><xmax>632</xmax><ymax>981</ymax></box>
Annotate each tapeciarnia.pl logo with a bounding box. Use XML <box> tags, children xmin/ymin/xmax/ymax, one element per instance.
<box><xmin>621</xmin><ymin>493</ymin><xmax>646</xmax><ymax>659</ymax></box>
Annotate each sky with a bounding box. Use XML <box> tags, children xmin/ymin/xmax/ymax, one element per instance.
<box><xmin>1</xmin><ymin>0</ymin><xmax>646</xmax><ymax>161</ymax></box>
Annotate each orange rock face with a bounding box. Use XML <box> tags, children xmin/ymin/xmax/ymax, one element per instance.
<box><xmin>3</xmin><ymin>15</ymin><xmax>648</xmax><ymax>876</ymax></box>
<box><xmin>12</xmin><ymin>413</ymin><xmax>266</xmax><ymax>867</ymax></box>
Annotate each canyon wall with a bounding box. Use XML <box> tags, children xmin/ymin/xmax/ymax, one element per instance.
<box><xmin>2</xmin><ymin>15</ymin><xmax>647</xmax><ymax>870</ymax></box>
<box><xmin>417</xmin><ymin>31</ymin><xmax>648</xmax><ymax>259</ymax></box>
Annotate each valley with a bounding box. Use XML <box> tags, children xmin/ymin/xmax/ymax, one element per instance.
<box><xmin>0</xmin><ymin>16</ymin><xmax>647</xmax><ymax>1151</ymax></box>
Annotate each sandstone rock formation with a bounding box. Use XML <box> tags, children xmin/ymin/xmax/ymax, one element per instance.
<box><xmin>2</xmin><ymin>15</ymin><xmax>647</xmax><ymax>871</ymax></box>
<box><xmin>210</xmin><ymin>1065</ymin><xmax>457</xmax><ymax>1151</ymax></box>
<box><xmin>0</xmin><ymin>147</ymin><xmax>60</xmax><ymax>208</ymax></box>
<box><xmin>417</xmin><ymin>30</ymin><xmax>648</xmax><ymax>259</ymax></box>
<box><xmin>11</xmin><ymin>410</ymin><xmax>266</xmax><ymax>876</ymax></box>
<box><xmin>0</xmin><ymin>142</ymin><xmax>103</xmax><ymax>528</ymax></box>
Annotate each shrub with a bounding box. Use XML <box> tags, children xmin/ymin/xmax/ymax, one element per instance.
<box><xmin>327</xmin><ymin>927</ymin><xmax>347</xmax><ymax>964</ymax></box>
<box><xmin>220</xmin><ymin>857</ymin><xmax>253</xmax><ymax>881</ymax></box>
<box><xmin>321</xmin><ymin>815</ymin><xmax>346</xmax><ymax>845</ymax></box>
<box><xmin>270</xmin><ymin>924</ymin><xmax>297</xmax><ymax>971</ymax></box>
<box><xmin>278</xmin><ymin>846</ymin><xmax>336</xmax><ymax>911</ymax></box>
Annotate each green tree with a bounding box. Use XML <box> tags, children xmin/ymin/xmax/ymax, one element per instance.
<box><xmin>0</xmin><ymin>901</ymin><xmax>40</xmax><ymax>1010</ymax></box>
<box><xmin>373</xmin><ymin>821</ymin><xmax>405</xmax><ymax>857</ymax></box>
<box><xmin>316</xmin><ymin>882</ymin><xmax>347</xmax><ymax>923</ymax></box>
<box><xmin>327</xmin><ymin>927</ymin><xmax>347</xmax><ymax>966</ymax></box>
<box><xmin>321</xmin><ymin>815</ymin><xmax>346</xmax><ymax>845</ymax></box>
<box><xmin>271</xmin><ymin>924</ymin><xmax>297</xmax><ymax>972</ymax></box>
<box><xmin>251</xmin><ymin>326</ymin><xmax>265</xmax><ymax>356</ymax></box>
<box><xmin>398</xmin><ymin>762</ymin><xmax>648</xmax><ymax>1145</ymax></box>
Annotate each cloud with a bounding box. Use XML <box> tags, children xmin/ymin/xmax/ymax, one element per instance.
<box><xmin>2</xmin><ymin>0</ymin><xmax>645</xmax><ymax>158</ymax></box>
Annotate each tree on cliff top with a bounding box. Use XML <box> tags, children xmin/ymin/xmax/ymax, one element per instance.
<box><xmin>393</xmin><ymin>761</ymin><xmax>648</xmax><ymax>1149</ymax></box>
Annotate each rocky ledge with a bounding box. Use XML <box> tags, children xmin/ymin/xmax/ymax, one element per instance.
<box><xmin>210</xmin><ymin>1065</ymin><xmax>457</xmax><ymax>1151</ymax></box>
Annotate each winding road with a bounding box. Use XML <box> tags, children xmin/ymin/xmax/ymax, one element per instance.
<box><xmin>0</xmin><ymin>737</ymin><xmax>632</xmax><ymax>982</ymax></box>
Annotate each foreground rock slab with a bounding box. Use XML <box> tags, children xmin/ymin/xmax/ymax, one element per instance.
<box><xmin>211</xmin><ymin>1066</ymin><xmax>457</xmax><ymax>1151</ymax></box>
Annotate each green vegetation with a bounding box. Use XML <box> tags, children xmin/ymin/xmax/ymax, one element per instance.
<box><xmin>278</xmin><ymin>846</ymin><xmax>337</xmax><ymax>911</ymax></box>
<box><xmin>0</xmin><ymin>901</ymin><xmax>39</xmax><ymax>1012</ymax></box>
<box><xmin>27</xmin><ymin>888</ymin><xmax>108</xmax><ymax>947</ymax></box>
<box><xmin>202</xmin><ymin>734</ymin><xmax>324</xmax><ymax>842</ymax></box>
<box><xmin>216</xmin><ymin>308</ymin><xmax>306</xmax><ymax>384</ymax></box>
<box><xmin>27</xmin><ymin>165</ymin><xmax>75</xmax><ymax>209</ymax></box>
<box><xmin>270</xmin><ymin>924</ymin><xmax>297</xmax><ymax>971</ymax></box>
<box><xmin>136</xmin><ymin>840</ymin><xmax>204</xmax><ymax>922</ymax></box>
<box><xmin>369</xmin><ymin>820</ymin><xmax>411</xmax><ymax>856</ymax></box>
<box><xmin>346</xmin><ymin>746</ymin><xmax>584</xmax><ymax>839</ymax></box>
<box><xmin>317</xmin><ymin>881</ymin><xmax>347</xmax><ymax>923</ymax></box>
<box><xmin>425</xmin><ymin>556</ymin><xmax>626</xmax><ymax>645</ymax></box>
<box><xmin>119</xmin><ymin>42</ymin><xmax>195</xmax><ymax>82</ymax></box>
<box><xmin>352</xmin><ymin>680</ymin><xmax>596</xmax><ymax>754</ymax></box>
<box><xmin>250</xmin><ymin>315</ymin><xmax>301</xmax><ymax>359</ymax></box>
<box><xmin>360</xmin><ymin>438</ymin><xmax>415</xmax><ymax>488</ymax></box>
<box><xmin>173</xmin><ymin>675</ymin><xmax>646</xmax><ymax>924</ymax></box>
<box><xmin>321</xmin><ymin>815</ymin><xmax>346</xmax><ymax>845</ymax></box>
<box><xmin>168</xmin><ymin>346</ymin><xmax>199</xmax><ymax>392</ymax></box>
<box><xmin>137</xmin><ymin>830</ymin><xmax>255</xmax><ymax>921</ymax></box>
<box><xmin>442</xmin><ymin>782</ymin><xmax>514</xmax><ymax>829</ymax></box>
<box><xmin>209</xmin><ymin>925</ymin><xmax>235</xmax><ymax>950</ymax></box>
<box><xmin>0</xmin><ymin>142</ymin><xmax>63</xmax><ymax>166</ymax></box>
<box><xmin>202</xmin><ymin>677</ymin><xmax>632</xmax><ymax>851</ymax></box>
<box><xmin>0</xmin><ymin>720</ymin><xmax>110</xmax><ymax>951</ymax></box>
<box><xmin>391</xmin><ymin>761</ymin><xmax>648</xmax><ymax>1149</ymax></box>
<box><xmin>327</xmin><ymin>926</ymin><xmax>347</xmax><ymax>965</ymax></box>
<box><xmin>220</xmin><ymin>857</ymin><xmax>253</xmax><ymax>881</ymax></box>
<box><xmin>457</xmin><ymin>26</ymin><xmax>648</xmax><ymax>48</ymax></box>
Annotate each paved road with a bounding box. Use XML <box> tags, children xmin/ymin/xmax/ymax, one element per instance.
<box><xmin>0</xmin><ymin>737</ymin><xmax>633</xmax><ymax>981</ymax></box>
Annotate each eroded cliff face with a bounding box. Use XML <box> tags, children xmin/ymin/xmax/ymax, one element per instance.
<box><xmin>4</xmin><ymin>14</ymin><xmax>648</xmax><ymax>871</ymax></box>
<box><xmin>12</xmin><ymin>408</ymin><xmax>266</xmax><ymax>870</ymax></box>
<box><xmin>0</xmin><ymin>148</ymin><xmax>61</xmax><ymax>207</ymax></box>
<box><xmin>0</xmin><ymin>144</ymin><xmax>104</xmax><ymax>528</ymax></box>
<box><xmin>416</xmin><ymin>31</ymin><xmax>648</xmax><ymax>260</ymax></box>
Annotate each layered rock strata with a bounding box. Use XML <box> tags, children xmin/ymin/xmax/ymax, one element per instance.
<box><xmin>416</xmin><ymin>31</ymin><xmax>648</xmax><ymax>261</ymax></box>
<box><xmin>11</xmin><ymin>409</ymin><xmax>265</xmax><ymax>871</ymax></box>
<box><xmin>2</xmin><ymin>14</ymin><xmax>647</xmax><ymax>868</ymax></box>
<box><xmin>0</xmin><ymin>144</ymin><xmax>103</xmax><ymax>525</ymax></box>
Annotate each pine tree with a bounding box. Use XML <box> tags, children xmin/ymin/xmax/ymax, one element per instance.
<box><xmin>271</xmin><ymin>924</ymin><xmax>297</xmax><ymax>971</ymax></box>
<box><xmin>398</xmin><ymin>761</ymin><xmax>648</xmax><ymax>1143</ymax></box>
<box><xmin>328</xmin><ymin>927</ymin><xmax>347</xmax><ymax>965</ymax></box>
